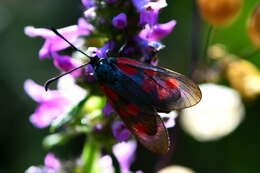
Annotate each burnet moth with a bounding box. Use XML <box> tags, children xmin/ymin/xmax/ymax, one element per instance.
<box><xmin>45</xmin><ymin>28</ymin><xmax>202</xmax><ymax>154</ymax></box>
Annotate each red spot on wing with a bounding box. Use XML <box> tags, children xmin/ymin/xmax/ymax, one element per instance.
<box><xmin>117</xmin><ymin>106</ymin><xmax>129</xmax><ymax>117</ymax></box>
<box><xmin>144</xmin><ymin>69</ymin><xmax>157</xmax><ymax>76</ymax></box>
<box><xmin>156</xmin><ymin>78</ymin><xmax>179</xmax><ymax>100</ymax></box>
<box><xmin>117</xmin><ymin>63</ymin><xmax>138</xmax><ymax>75</ymax></box>
<box><xmin>117</xmin><ymin>57</ymin><xmax>142</xmax><ymax>65</ymax></box>
<box><xmin>117</xmin><ymin>104</ymin><xmax>140</xmax><ymax>117</ymax></box>
<box><xmin>100</xmin><ymin>85</ymin><xmax>119</xmax><ymax>101</ymax></box>
<box><xmin>142</xmin><ymin>78</ymin><xmax>155</xmax><ymax>93</ymax></box>
<box><xmin>165</xmin><ymin>78</ymin><xmax>179</xmax><ymax>88</ymax></box>
<box><xmin>134</xmin><ymin>122</ymin><xmax>149</xmax><ymax>136</ymax></box>
<box><xmin>157</xmin><ymin>87</ymin><xmax>169</xmax><ymax>100</ymax></box>
<box><xmin>127</xmin><ymin>104</ymin><xmax>140</xmax><ymax>115</ymax></box>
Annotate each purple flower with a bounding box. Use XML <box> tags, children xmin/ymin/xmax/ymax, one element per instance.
<box><xmin>25</xmin><ymin>153</ymin><xmax>61</xmax><ymax>173</ymax></box>
<box><xmin>99</xmin><ymin>144</ymin><xmax>143</xmax><ymax>173</ymax></box>
<box><xmin>102</xmin><ymin>102</ymin><xmax>115</xmax><ymax>117</ymax></box>
<box><xmin>77</xmin><ymin>17</ymin><xmax>95</xmax><ymax>31</ymax></box>
<box><xmin>139</xmin><ymin>6</ymin><xmax>159</xmax><ymax>26</ymax></box>
<box><xmin>52</xmin><ymin>52</ymin><xmax>82</xmax><ymax>77</ymax></box>
<box><xmin>112</xmin><ymin>141</ymin><xmax>139</xmax><ymax>173</ymax></box>
<box><xmin>112</xmin><ymin>13</ymin><xmax>128</xmax><ymax>29</ymax></box>
<box><xmin>24</xmin><ymin>76</ymin><xmax>86</xmax><ymax>128</ymax></box>
<box><xmin>83</xmin><ymin>7</ymin><xmax>96</xmax><ymax>19</ymax></box>
<box><xmin>98</xmin><ymin>40</ymin><xmax>116</xmax><ymax>58</ymax></box>
<box><xmin>132</xmin><ymin>0</ymin><xmax>167</xmax><ymax>11</ymax></box>
<box><xmin>83</xmin><ymin>64</ymin><xmax>96</xmax><ymax>82</ymax></box>
<box><xmin>132</xmin><ymin>0</ymin><xmax>167</xmax><ymax>26</ymax></box>
<box><xmin>139</xmin><ymin>20</ymin><xmax>176</xmax><ymax>41</ymax></box>
<box><xmin>86</xmin><ymin>41</ymin><xmax>115</xmax><ymax>58</ymax></box>
<box><xmin>133</xmin><ymin>36</ymin><xmax>160</xmax><ymax>64</ymax></box>
<box><xmin>81</xmin><ymin>0</ymin><xmax>95</xmax><ymax>8</ymax></box>
<box><xmin>44</xmin><ymin>153</ymin><xmax>61</xmax><ymax>170</ymax></box>
<box><xmin>24</xmin><ymin>19</ymin><xmax>93</xmax><ymax>59</ymax></box>
<box><xmin>82</xmin><ymin>64</ymin><xmax>97</xmax><ymax>82</ymax></box>
<box><xmin>112</xmin><ymin>121</ymin><xmax>131</xmax><ymax>142</ymax></box>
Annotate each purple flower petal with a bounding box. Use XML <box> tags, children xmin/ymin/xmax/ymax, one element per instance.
<box><xmin>81</xmin><ymin>0</ymin><xmax>95</xmax><ymax>8</ymax></box>
<box><xmin>24</xmin><ymin>24</ymin><xmax>93</xmax><ymax>59</ymax></box>
<box><xmin>52</xmin><ymin>52</ymin><xmax>82</xmax><ymax>77</ymax></box>
<box><xmin>24</xmin><ymin>80</ymin><xmax>46</xmax><ymax>102</ymax></box>
<box><xmin>132</xmin><ymin>0</ymin><xmax>167</xmax><ymax>26</ymax></box>
<box><xmin>112</xmin><ymin>121</ymin><xmax>131</xmax><ymax>142</ymax></box>
<box><xmin>139</xmin><ymin>6</ymin><xmax>159</xmax><ymax>26</ymax></box>
<box><xmin>131</xmin><ymin>0</ymin><xmax>149</xmax><ymax>11</ymax></box>
<box><xmin>94</xmin><ymin>123</ymin><xmax>104</xmax><ymax>131</ymax></box>
<box><xmin>30</xmin><ymin>97</ymin><xmax>70</xmax><ymax>128</ymax></box>
<box><xmin>113</xmin><ymin>141</ymin><xmax>137</xmax><ymax>173</ymax></box>
<box><xmin>98</xmin><ymin>40</ymin><xmax>116</xmax><ymax>58</ymax></box>
<box><xmin>102</xmin><ymin>102</ymin><xmax>115</xmax><ymax>117</ymax></box>
<box><xmin>44</xmin><ymin>153</ymin><xmax>61</xmax><ymax>170</ymax></box>
<box><xmin>83</xmin><ymin>7</ymin><xmax>96</xmax><ymax>19</ymax></box>
<box><xmin>83</xmin><ymin>64</ymin><xmax>96</xmax><ymax>82</ymax></box>
<box><xmin>136</xmin><ymin>171</ymin><xmax>144</xmax><ymax>173</ymax></box>
<box><xmin>132</xmin><ymin>0</ymin><xmax>167</xmax><ymax>11</ymax></box>
<box><xmin>139</xmin><ymin>20</ymin><xmax>176</xmax><ymax>41</ymax></box>
<box><xmin>25</xmin><ymin>78</ymin><xmax>86</xmax><ymax>128</ymax></box>
<box><xmin>112</xmin><ymin>13</ymin><xmax>127</xmax><ymax>29</ymax></box>
<box><xmin>78</xmin><ymin>17</ymin><xmax>95</xmax><ymax>31</ymax></box>
<box><xmin>56</xmin><ymin>75</ymin><xmax>87</xmax><ymax>104</ymax></box>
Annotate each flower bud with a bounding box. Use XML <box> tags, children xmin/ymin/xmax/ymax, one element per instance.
<box><xmin>196</xmin><ymin>0</ymin><xmax>242</xmax><ymax>26</ymax></box>
<box><xmin>248</xmin><ymin>3</ymin><xmax>260</xmax><ymax>48</ymax></box>
<box><xmin>112</xmin><ymin>13</ymin><xmax>127</xmax><ymax>29</ymax></box>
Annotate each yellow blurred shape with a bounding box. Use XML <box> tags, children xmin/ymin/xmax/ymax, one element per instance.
<box><xmin>208</xmin><ymin>44</ymin><xmax>228</xmax><ymax>60</ymax></box>
<box><xmin>197</xmin><ymin>0</ymin><xmax>242</xmax><ymax>26</ymax></box>
<box><xmin>159</xmin><ymin>165</ymin><xmax>195</xmax><ymax>173</ymax></box>
<box><xmin>248</xmin><ymin>3</ymin><xmax>260</xmax><ymax>48</ymax></box>
<box><xmin>226</xmin><ymin>59</ymin><xmax>260</xmax><ymax>99</ymax></box>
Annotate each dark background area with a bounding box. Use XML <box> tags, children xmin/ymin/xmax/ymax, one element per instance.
<box><xmin>0</xmin><ymin>0</ymin><xmax>259</xmax><ymax>172</ymax></box>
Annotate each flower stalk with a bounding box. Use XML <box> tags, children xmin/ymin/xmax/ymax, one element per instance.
<box><xmin>81</xmin><ymin>137</ymin><xmax>100</xmax><ymax>173</ymax></box>
<box><xmin>24</xmin><ymin>0</ymin><xmax>177</xmax><ymax>172</ymax></box>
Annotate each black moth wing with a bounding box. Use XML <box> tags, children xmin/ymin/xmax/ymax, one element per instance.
<box><xmin>115</xmin><ymin>58</ymin><xmax>202</xmax><ymax>113</ymax></box>
<box><xmin>100</xmin><ymin>82</ymin><xmax>169</xmax><ymax>154</ymax></box>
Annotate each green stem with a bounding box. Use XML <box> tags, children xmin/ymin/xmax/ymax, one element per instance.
<box><xmin>81</xmin><ymin>137</ymin><xmax>100</xmax><ymax>173</ymax></box>
<box><xmin>203</xmin><ymin>25</ymin><xmax>214</xmax><ymax>63</ymax></box>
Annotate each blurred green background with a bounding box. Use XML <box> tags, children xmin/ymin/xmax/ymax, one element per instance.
<box><xmin>0</xmin><ymin>0</ymin><xmax>260</xmax><ymax>173</ymax></box>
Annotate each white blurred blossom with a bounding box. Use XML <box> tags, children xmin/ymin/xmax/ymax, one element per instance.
<box><xmin>180</xmin><ymin>83</ymin><xmax>245</xmax><ymax>142</ymax></box>
<box><xmin>159</xmin><ymin>165</ymin><xmax>195</xmax><ymax>173</ymax></box>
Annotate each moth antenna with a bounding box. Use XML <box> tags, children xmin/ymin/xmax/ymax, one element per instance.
<box><xmin>44</xmin><ymin>62</ymin><xmax>89</xmax><ymax>91</ymax></box>
<box><xmin>50</xmin><ymin>27</ymin><xmax>90</xmax><ymax>58</ymax></box>
<box><xmin>44</xmin><ymin>28</ymin><xmax>93</xmax><ymax>91</ymax></box>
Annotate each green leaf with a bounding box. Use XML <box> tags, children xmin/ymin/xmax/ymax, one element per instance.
<box><xmin>50</xmin><ymin>96</ymin><xmax>89</xmax><ymax>132</ymax></box>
